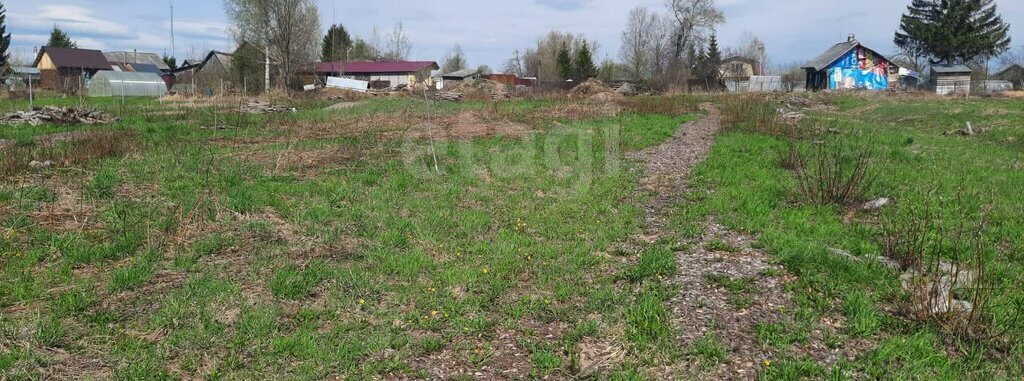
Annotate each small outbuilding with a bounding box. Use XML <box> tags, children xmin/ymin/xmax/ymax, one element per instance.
<box><xmin>994</xmin><ymin>64</ymin><xmax>1023</xmax><ymax>90</ymax></box>
<box><xmin>88</xmin><ymin>71</ymin><xmax>168</xmax><ymax>97</ymax></box>
<box><xmin>315</xmin><ymin>61</ymin><xmax>439</xmax><ymax>90</ymax></box>
<box><xmin>929</xmin><ymin>64</ymin><xmax>972</xmax><ymax>95</ymax></box>
<box><xmin>441</xmin><ymin>69</ymin><xmax>480</xmax><ymax>81</ymax></box>
<box><xmin>33</xmin><ymin>47</ymin><xmax>112</xmax><ymax>94</ymax></box>
<box><xmin>802</xmin><ymin>35</ymin><xmax>892</xmax><ymax>91</ymax></box>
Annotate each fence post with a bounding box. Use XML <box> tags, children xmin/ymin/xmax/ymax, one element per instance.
<box><xmin>28</xmin><ymin>76</ymin><xmax>34</xmax><ymax>109</ymax></box>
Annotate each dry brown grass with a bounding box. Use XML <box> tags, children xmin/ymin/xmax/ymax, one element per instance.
<box><xmin>0</xmin><ymin>130</ymin><xmax>138</xmax><ymax>177</ymax></box>
<box><xmin>620</xmin><ymin>96</ymin><xmax>700</xmax><ymax>117</ymax></box>
<box><xmin>720</xmin><ymin>95</ymin><xmax>799</xmax><ymax>137</ymax></box>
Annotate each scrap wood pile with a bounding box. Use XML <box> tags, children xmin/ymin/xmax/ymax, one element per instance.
<box><xmin>0</xmin><ymin>107</ymin><xmax>118</xmax><ymax>126</ymax></box>
<box><xmin>569</xmin><ymin>79</ymin><xmax>624</xmax><ymax>101</ymax></box>
<box><xmin>436</xmin><ymin>92</ymin><xmax>464</xmax><ymax>102</ymax></box>
<box><xmin>242</xmin><ymin>100</ymin><xmax>295</xmax><ymax>114</ymax></box>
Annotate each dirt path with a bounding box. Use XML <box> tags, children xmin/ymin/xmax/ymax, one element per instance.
<box><xmin>631</xmin><ymin>103</ymin><xmax>792</xmax><ymax>379</ymax></box>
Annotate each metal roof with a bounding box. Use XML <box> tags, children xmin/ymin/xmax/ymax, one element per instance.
<box><xmin>130</xmin><ymin>63</ymin><xmax>164</xmax><ymax>74</ymax></box>
<box><xmin>317</xmin><ymin>61</ymin><xmax>439</xmax><ymax>74</ymax></box>
<box><xmin>930</xmin><ymin>64</ymin><xmax>973</xmax><ymax>74</ymax></box>
<box><xmin>33</xmin><ymin>47</ymin><xmax>112</xmax><ymax>70</ymax></box>
<box><xmin>104</xmin><ymin>51</ymin><xmax>171</xmax><ymax>71</ymax></box>
<box><xmin>12</xmin><ymin>67</ymin><xmax>41</xmax><ymax>75</ymax></box>
<box><xmin>802</xmin><ymin>41</ymin><xmax>860</xmax><ymax>71</ymax></box>
<box><xmin>801</xmin><ymin>40</ymin><xmax>891</xmax><ymax>72</ymax></box>
<box><xmin>442</xmin><ymin>69</ymin><xmax>479</xmax><ymax>78</ymax></box>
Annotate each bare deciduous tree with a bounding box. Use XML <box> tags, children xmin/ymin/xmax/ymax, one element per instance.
<box><xmin>503</xmin><ymin>49</ymin><xmax>525</xmax><ymax>77</ymax></box>
<box><xmin>441</xmin><ymin>44</ymin><xmax>467</xmax><ymax>74</ymax></box>
<box><xmin>723</xmin><ymin>32</ymin><xmax>768</xmax><ymax>71</ymax></box>
<box><xmin>383</xmin><ymin>22</ymin><xmax>412</xmax><ymax>60</ymax></box>
<box><xmin>224</xmin><ymin>0</ymin><xmax>321</xmax><ymax>90</ymax></box>
<box><xmin>513</xmin><ymin>31</ymin><xmax>598</xmax><ymax>82</ymax></box>
<box><xmin>621</xmin><ymin>7</ymin><xmax>675</xmax><ymax>82</ymax></box>
<box><xmin>665</xmin><ymin>0</ymin><xmax>725</xmax><ymax>65</ymax></box>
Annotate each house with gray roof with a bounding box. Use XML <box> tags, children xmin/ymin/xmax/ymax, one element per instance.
<box><xmin>105</xmin><ymin>51</ymin><xmax>171</xmax><ymax>72</ymax></box>
<box><xmin>802</xmin><ymin>35</ymin><xmax>893</xmax><ymax>91</ymax></box>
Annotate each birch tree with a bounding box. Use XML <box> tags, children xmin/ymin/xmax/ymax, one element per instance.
<box><xmin>665</xmin><ymin>0</ymin><xmax>724</xmax><ymax>66</ymax></box>
<box><xmin>224</xmin><ymin>0</ymin><xmax>321</xmax><ymax>89</ymax></box>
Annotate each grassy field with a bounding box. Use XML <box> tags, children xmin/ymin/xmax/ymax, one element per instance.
<box><xmin>0</xmin><ymin>92</ymin><xmax>1022</xmax><ymax>380</ymax></box>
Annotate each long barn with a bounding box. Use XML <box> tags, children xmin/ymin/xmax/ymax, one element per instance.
<box><xmin>803</xmin><ymin>35</ymin><xmax>893</xmax><ymax>91</ymax></box>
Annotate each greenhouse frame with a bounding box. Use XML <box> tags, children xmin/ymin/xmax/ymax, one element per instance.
<box><xmin>88</xmin><ymin>71</ymin><xmax>168</xmax><ymax>97</ymax></box>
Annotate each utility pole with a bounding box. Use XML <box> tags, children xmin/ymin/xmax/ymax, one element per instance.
<box><xmin>170</xmin><ymin>0</ymin><xmax>175</xmax><ymax>60</ymax></box>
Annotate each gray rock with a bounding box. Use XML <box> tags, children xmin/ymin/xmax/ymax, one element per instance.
<box><xmin>861</xmin><ymin>197</ymin><xmax>891</xmax><ymax>211</ymax></box>
<box><xmin>28</xmin><ymin>160</ymin><xmax>53</xmax><ymax>169</ymax></box>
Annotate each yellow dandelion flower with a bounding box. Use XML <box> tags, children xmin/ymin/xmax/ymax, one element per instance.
<box><xmin>431</xmin><ymin>310</ymin><xmax>439</xmax><ymax>316</ymax></box>
<box><xmin>482</xmin><ymin>267</ymin><xmax>489</xmax><ymax>274</ymax></box>
<box><xmin>764</xmin><ymin>360</ymin><xmax>771</xmax><ymax>367</ymax></box>
<box><xmin>358</xmin><ymin>299</ymin><xmax>365</xmax><ymax>305</ymax></box>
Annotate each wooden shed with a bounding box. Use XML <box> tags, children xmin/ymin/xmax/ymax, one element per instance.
<box><xmin>33</xmin><ymin>47</ymin><xmax>112</xmax><ymax>94</ymax></box>
<box><xmin>929</xmin><ymin>65</ymin><xmax>972</xmax><ymax>95</ymax></box>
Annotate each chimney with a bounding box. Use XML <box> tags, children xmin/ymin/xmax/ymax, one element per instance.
<box><xmin>848</xmin><ymin>34</ymin><xmax>856</xmax><ymax>43</ymax></box>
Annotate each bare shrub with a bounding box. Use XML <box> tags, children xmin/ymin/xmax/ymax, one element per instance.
<box><xmin>882</xmin><ymin>190</ymin><xmax>1023</xmax><ymax>342</ymax></box>
<box><xmin>788</xmin><ymin>136</ymin><xmax>877</xmax><ymax>207</ymax></box>
<box><xmin>776</xmin><ymin>141</ymin><xmax>803</xmax><ymax>171</ymax></box>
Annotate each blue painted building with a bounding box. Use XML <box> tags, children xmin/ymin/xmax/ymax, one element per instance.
<box><xmin>803</xmin><ymin>35</ymin><xmax>893</xmax><ymax>91</ymax></box>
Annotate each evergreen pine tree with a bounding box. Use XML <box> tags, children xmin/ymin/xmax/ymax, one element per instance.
<box><xmin>556</xmin><ymin>43</ymin><xmax>573</xmax><ymax>81</ymax></box>
<box><xmin>162</xmin><ymin>54</ymin><xmax>177</xmax><ymax>71</ymax></box>
<box><xmin>0</xmin><ymin>2</ymin><xmax>10</xmax><ymax>67</ymax></box>
<box><xmin>895</xmin><ymin>0</ymin><xmax>1011</xmax><ymax>64</ymax></box>
<box><xmin>703</xmin><ymin>33</ymin><xmax>722</xmax><ymax>81</ymax></box>
<box><xmin>573</xmin><ymin>41</ymin><xmax>598</xmax><ymax>81</ymax></box>
<box><xmin>47</xmin><ymin>26</ymin><xmax>77</xmax><ymax>48</ymax></box>
<box><xmin>322</xmin><ymin>24</ymin><xmax>353</xmax><ymax>62</ymax></box>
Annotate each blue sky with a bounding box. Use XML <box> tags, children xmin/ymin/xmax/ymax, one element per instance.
<box><xmin>5</xmin><ymin>0</ymin><xmax>1023</xmax><ymax>69</ymax></box>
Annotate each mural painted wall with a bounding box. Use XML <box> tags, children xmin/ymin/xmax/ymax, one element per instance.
<box><xmin>828</xmin><ymin>47</ymin><xmax>889</xmax><ymax>90</ymax></box>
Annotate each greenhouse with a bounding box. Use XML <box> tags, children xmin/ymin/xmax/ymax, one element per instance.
<box><xmin>88</xmin><ymin>71</ymin><xmax>168</xmax><ymax>97</ymax></box>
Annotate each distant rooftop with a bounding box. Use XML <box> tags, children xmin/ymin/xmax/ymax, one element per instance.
<box><xmin>930</xmin><ymin>64</ymin><xmax>973</xmax><ymax>74</ymax></box>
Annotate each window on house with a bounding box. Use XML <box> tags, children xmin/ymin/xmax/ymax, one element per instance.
<box><xmin>732</xmin><ymin>63</ymin><xmax>743</xmax><ymax>74</ymax></box>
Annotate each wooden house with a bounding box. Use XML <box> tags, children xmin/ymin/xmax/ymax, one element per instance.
<box><xmin>802</xmin><ymin>35</ymin><xmax>892</xmax><ymax>91</ymax></box>
<box><xmin>33</xmin><ymin>47</ymin><xmax>112</xmax><ymax>94</ymax></box>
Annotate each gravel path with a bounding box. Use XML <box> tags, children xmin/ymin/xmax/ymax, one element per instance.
<box><xmin>631</xmin><ymin>103</ymin><xmax>792</xmax><ymax>379</ymax></box>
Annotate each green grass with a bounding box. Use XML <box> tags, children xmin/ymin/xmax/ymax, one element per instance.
<box><xmin>0</xmin><ymin>95</ymin><xmax>695</xmax><ymax>379</ymax></box>
<box><xmin>4</xmin><ymin>93</ymin><xmax>1022</xmax><ymax>379</ymax></box>
<box><xmin>679</xmin><ymin>94</ymin><xmax>1024</xmax><ymax>378</ymax></box>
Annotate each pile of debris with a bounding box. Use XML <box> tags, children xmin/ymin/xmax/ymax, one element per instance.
<box><xmin>0</xmin><ymin>107</ymin><xmax>119</xmax><ymax>126</ymax></box>
<box><xmin>436</xmin><ymin>92</ymin><xmax>464</xmax><ymax>102</ymax></box>
<box><xmin>776</xmin><ymin>96</ymin><xmax>838</xmax><ymax>125</ymax></box>
<box><xmin>441</xmin><ymin>79</ymin><xmax>511</xmax><ymax>101</ymax></box>
<box><xmin>569</xmin><ymin>79</ymin><xmax>624</xmax><ymax>101</ymax></box>
<box><xmin>241</xmin><ymin>100</ymin><xmax>295</xmax><ymax>114</ymax></box>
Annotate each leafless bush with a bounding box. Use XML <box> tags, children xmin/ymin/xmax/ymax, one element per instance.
<box><xmin>776</xmin><ymin>141</ymin><xmax>803</xmax><ymax>171</ymax></box>
<box><xmin>882</xmin><ymin>190</ymin><xmax>1023</xmax><ymax>342</ymax></box>
<box><xmin>788</xmin><ymin>136</ymin><xmax>877</xmax><ymax>207</ymax></box>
